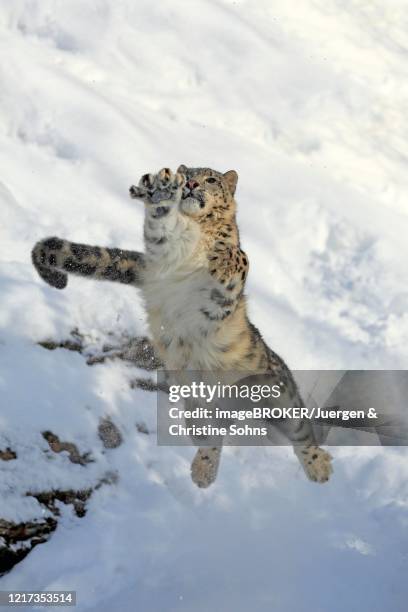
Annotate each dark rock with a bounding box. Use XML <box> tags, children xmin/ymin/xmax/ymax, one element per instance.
<box><xmin>42</xmin><ymin>431</ymin><xmax>93</xmax><ymax>465</ymax></box>
<box><xmin>98</xmin><ymin>418</ymin><xmax>123</xmax><ymax>449</ymax></box>
<box><xmin>0</xmin><ymin>448</ymin><xmax>17</xmax><ymax>461</ymax></box>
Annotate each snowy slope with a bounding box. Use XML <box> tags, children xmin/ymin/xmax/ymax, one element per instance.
<box><xmin>1</xmin><ymin>1</ymin><xmax>408</xmax><ymax>610</ymax></box>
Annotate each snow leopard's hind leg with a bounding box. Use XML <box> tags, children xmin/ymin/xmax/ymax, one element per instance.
<box><xmin>32</xmin><ymin>237</ymin><xmax>145</xmax><ymax>289</ymax></box>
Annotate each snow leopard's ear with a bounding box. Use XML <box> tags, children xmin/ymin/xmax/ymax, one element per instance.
<box><xmin>177</xmin><ymin>164</ymin><xmax>188</xmax><ymax>174</ymax></box>
<box><xmin>223</xmin><ymin>170</ymin><xmax>238</xmax><ymax>196</ymax></box>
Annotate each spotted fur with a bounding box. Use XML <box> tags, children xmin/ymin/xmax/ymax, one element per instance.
<box><xmin>32</xmin><ymin>165</ymin><xmax>332</xmax><ymax>487</ymax></box>
<box><xmin>32</xmin><ymin>238</ymin><xmax>145</xmax><ymax>289</ymax></box>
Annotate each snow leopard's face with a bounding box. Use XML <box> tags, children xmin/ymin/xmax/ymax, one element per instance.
<box><xmin>177</xmin><ymin>165</ymin><xmax>238</xmax><ymax>219</ymax></box>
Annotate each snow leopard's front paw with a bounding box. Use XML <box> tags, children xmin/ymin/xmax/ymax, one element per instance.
<box><xmin>129</xmin><ymin>168</ymin><xmax>185</xmax><ymax>207</ymax></box>
<box><xmin>295</xmin><ymin>445</ymin><xmax>333</xmax><ymax>483</ymax></box>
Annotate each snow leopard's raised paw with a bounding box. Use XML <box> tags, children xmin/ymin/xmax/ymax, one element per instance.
<box><xmin>129</xmin><ymin>168</ymin><xmax>185</xmax><ymax>206</ymax></box>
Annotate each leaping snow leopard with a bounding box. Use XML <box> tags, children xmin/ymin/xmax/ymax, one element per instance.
<box><xmin>32</xmin><ymin>165</ymin><xmax>332</xmax><ymax>488</ymax></box>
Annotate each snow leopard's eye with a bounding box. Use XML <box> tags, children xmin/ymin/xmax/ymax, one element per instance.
<box><xmin>206</xmin><ymin>177</ymin><xmax>217</xmax><ymax>184</ymax></box>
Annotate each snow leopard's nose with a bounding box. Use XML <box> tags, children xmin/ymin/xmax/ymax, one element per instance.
<box><xmin>186</xmin><ymin>179</ymin><xmax>199</xmax><ymax>191</ymax></box>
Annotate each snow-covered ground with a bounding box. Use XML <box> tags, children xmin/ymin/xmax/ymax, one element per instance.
<box><xmin>1</xmin><ymin>0</ymin><xmax>408</xmax><ymax>609</ymax></box>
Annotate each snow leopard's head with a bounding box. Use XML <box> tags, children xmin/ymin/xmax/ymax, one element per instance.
<box><xmin>177</xmin><ymin>165</ymin><xmax>238</xmax><ymax>220</ymax></box>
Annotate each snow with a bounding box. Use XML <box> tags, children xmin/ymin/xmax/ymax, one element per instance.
<box><xmin>1</xmin><ymin>0</ymin><xmax>408</xmax><ymax>610</ymax></box>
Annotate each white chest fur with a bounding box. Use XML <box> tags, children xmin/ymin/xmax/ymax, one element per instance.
<box><xmin>140</xmin><ymin>206</ymin><xmax>228</xmax><ymax>369</ymax></box>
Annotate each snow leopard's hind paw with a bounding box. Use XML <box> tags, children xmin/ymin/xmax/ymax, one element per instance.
<box><xmin>191</xmin><ymin>447</ymin><xmax>222</xmax><ymax>489</ymax></box>
<box><xmin>295</xmin><ymin>445</ymin><xmax>333</xmax><ymax>483</ymax></box>
<box><xmin>129</xmin><ymin>168</ymin><xmax>185</xmax><ymax>206</ymax></box>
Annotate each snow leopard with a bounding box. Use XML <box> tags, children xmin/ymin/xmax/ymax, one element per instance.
<box><xmin>32</xmin><ymin>166</ymin><xmax>332</xmax><ymax>488</ymax></box>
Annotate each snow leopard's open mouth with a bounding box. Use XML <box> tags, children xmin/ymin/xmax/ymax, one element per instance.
<box><xmin>180</xmin><ymin>191</ymin><xmax>206</xmax><ymax>213</ymax></box>
<box><xmin>182</xmin><ymin>190</ymin><xmax>204</xmax><ymax>205</ymax></box>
